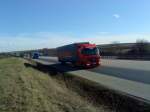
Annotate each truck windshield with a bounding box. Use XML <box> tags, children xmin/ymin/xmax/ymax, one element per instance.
<box><xmin>81</xmin><ymin>48</ymin><xmax>99</xmax><ymax>55</ymax></box>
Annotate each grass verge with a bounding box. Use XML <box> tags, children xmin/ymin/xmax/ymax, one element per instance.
<box><xmin>27</xmin><ymin>59</ymin><xmax>150</xmax><ymax>112</ymax></box>
<box><xmin>0</xmin><ymin>57</ymin><xmax>107</xmax><ymax>112</ymax></box>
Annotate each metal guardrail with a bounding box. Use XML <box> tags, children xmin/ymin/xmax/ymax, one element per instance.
<box><xmin>101</xmin><ymin>56</ymin><xmax>150</xmax><ymax>60</ymax></box>
<box><xmin>101</xmin><ymin>56</ymin><xmax>118</xmax><ymax>59</ymax></box>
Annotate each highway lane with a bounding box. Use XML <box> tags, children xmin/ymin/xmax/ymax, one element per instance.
<box><xmin>39</xmin><ymin>56</ymin><xmax>150</xmax><ymax>71</ymax></box>
<box><xmin>100</xmin><ymin>59</ymin><xmax>150</xmax><ymax>71</ymax></box>
<box><xmin>39</xmin><ymin>56</ymin><xmax>58</xmax><ymax>63</ymax></box>
<box><xmin>35</xmin><ymin>56</ymin><xmax>150</xmax><ymax>102</ymax></box>
<box><xmin>39</xmin><ymin>56</ymin><xmax>150</xmax><ymax>84</ymax></box>
<box><xmin>90</xmin><ymin>59</ymin><xmax>150</xmax><ymax>84</ymax></box>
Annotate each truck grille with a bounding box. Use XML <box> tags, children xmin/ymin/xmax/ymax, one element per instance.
<box><xmin>90</xmin><ymin>58</ymin><xmax>96</xmax><ymax>62</ymax></box>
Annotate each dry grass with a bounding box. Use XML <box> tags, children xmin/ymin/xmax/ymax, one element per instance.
<box><xmin>0</xmin><ymin>57</ymin><xmax>107</xmax><ymax>112</ymax></box>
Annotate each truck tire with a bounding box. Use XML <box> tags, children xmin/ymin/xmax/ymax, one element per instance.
<box><xmin>61</xmin><ymin>61</ymin><xmax>65</xmax><ymax>65</ymax></box>
<box><xmin>59</xmin><ymin>60</ymin><xmax>65</xmax><ymax>65</ymax></box>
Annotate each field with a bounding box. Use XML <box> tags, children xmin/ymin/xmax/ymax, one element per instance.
<box><xmin>0</xmin><ymin>57</ymin><xmax>108</xmax><ymax>112</ymax></box>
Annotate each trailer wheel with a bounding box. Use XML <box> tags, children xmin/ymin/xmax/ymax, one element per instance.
<box><xmin>72</xmin><ymin>62</ymin><xmax>77</xmax><ymax>66</ymax></box>
<box><xmin>60</xmin><ymin>61</ymin><xmax>65</xmax><ymax>65</ymax></box>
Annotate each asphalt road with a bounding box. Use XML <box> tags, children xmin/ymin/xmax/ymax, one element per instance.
<box><xmin>39</xmin><ymin>56</ymin><xmax>150</xmax><ymax>85</ymax></box>
<box><xmin>90</xmin><ymin>59</ymin><xmax>150</xmax><ymax>84</ymax></box>
<box><xmin>35</xmin><ymin>56</ymin><xmax>150</xmax><ymax>102</ymax></box>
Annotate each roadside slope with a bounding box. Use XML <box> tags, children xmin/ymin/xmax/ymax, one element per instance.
<box><xmin>0</xmin><ymin>58</ymin><xmax>106</xmax><ymax>112</ymax></box>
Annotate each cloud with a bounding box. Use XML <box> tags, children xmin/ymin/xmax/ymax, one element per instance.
<box><xmin>0</xmin><ymin>32</ymin><xmax>80</xmax><ymax>52</ymax></box>
<box><xmin>0</xmin><ymin>32</ymin><xmax>150</xmax><ymax>52</ymax></box>
<box><xmin>113</xmin><ymin>14</ymin><xmax>120</xmax><ymax>19</ymax></box>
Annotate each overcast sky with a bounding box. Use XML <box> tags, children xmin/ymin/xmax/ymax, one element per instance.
<box><xmin>0</xmin><ymin>0</ymin><xmax>150</xmax><ymax>52</ymax></box>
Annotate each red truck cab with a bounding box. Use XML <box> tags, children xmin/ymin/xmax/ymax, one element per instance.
<box><xmin>76</xmin><ymin>43</ymin><xmax>100</xmax><ymax>67</ymax></box>
<box><xmin>57</xmin><ymin>42</ymin><xmax>100</xmax><ymax>67</ymax></box>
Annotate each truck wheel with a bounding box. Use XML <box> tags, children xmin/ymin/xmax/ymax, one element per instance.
<box><xmin>72</xmin><ymin>62</ymin><xmax>77</xmax><ymax>67</ymax></box>
<box><xmin>60</xmin><ymin>61</ymin><xmax>65</xmax><ymax>65</ymax></box>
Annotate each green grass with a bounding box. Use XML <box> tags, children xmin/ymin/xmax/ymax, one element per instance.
<box><xmin>0</xmin><ymin>57</ymin><xmax>105</xmax><ymax>112</ymax></box>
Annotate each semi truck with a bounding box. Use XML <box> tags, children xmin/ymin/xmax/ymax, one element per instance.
<box><xmin>57</xmin><ymin>42</ymin><xmax>100</xmax><ymax>67</ymax></box>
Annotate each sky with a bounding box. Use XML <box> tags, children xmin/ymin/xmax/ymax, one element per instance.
<box><xmin>0</xmin><ymin>0</ymin><xmax>150</xmax><ymax>52</ymax></box>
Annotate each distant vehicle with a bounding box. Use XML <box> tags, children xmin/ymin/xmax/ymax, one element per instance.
<box><xmin>32</xmin><ymin>52</ymin><xmax>39</xmax><ymax>59</ymax></box>
<box><xmin>57</xmin><ymin>42</ymin><xmax>100</xmax><ymax>67</ymax></box>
